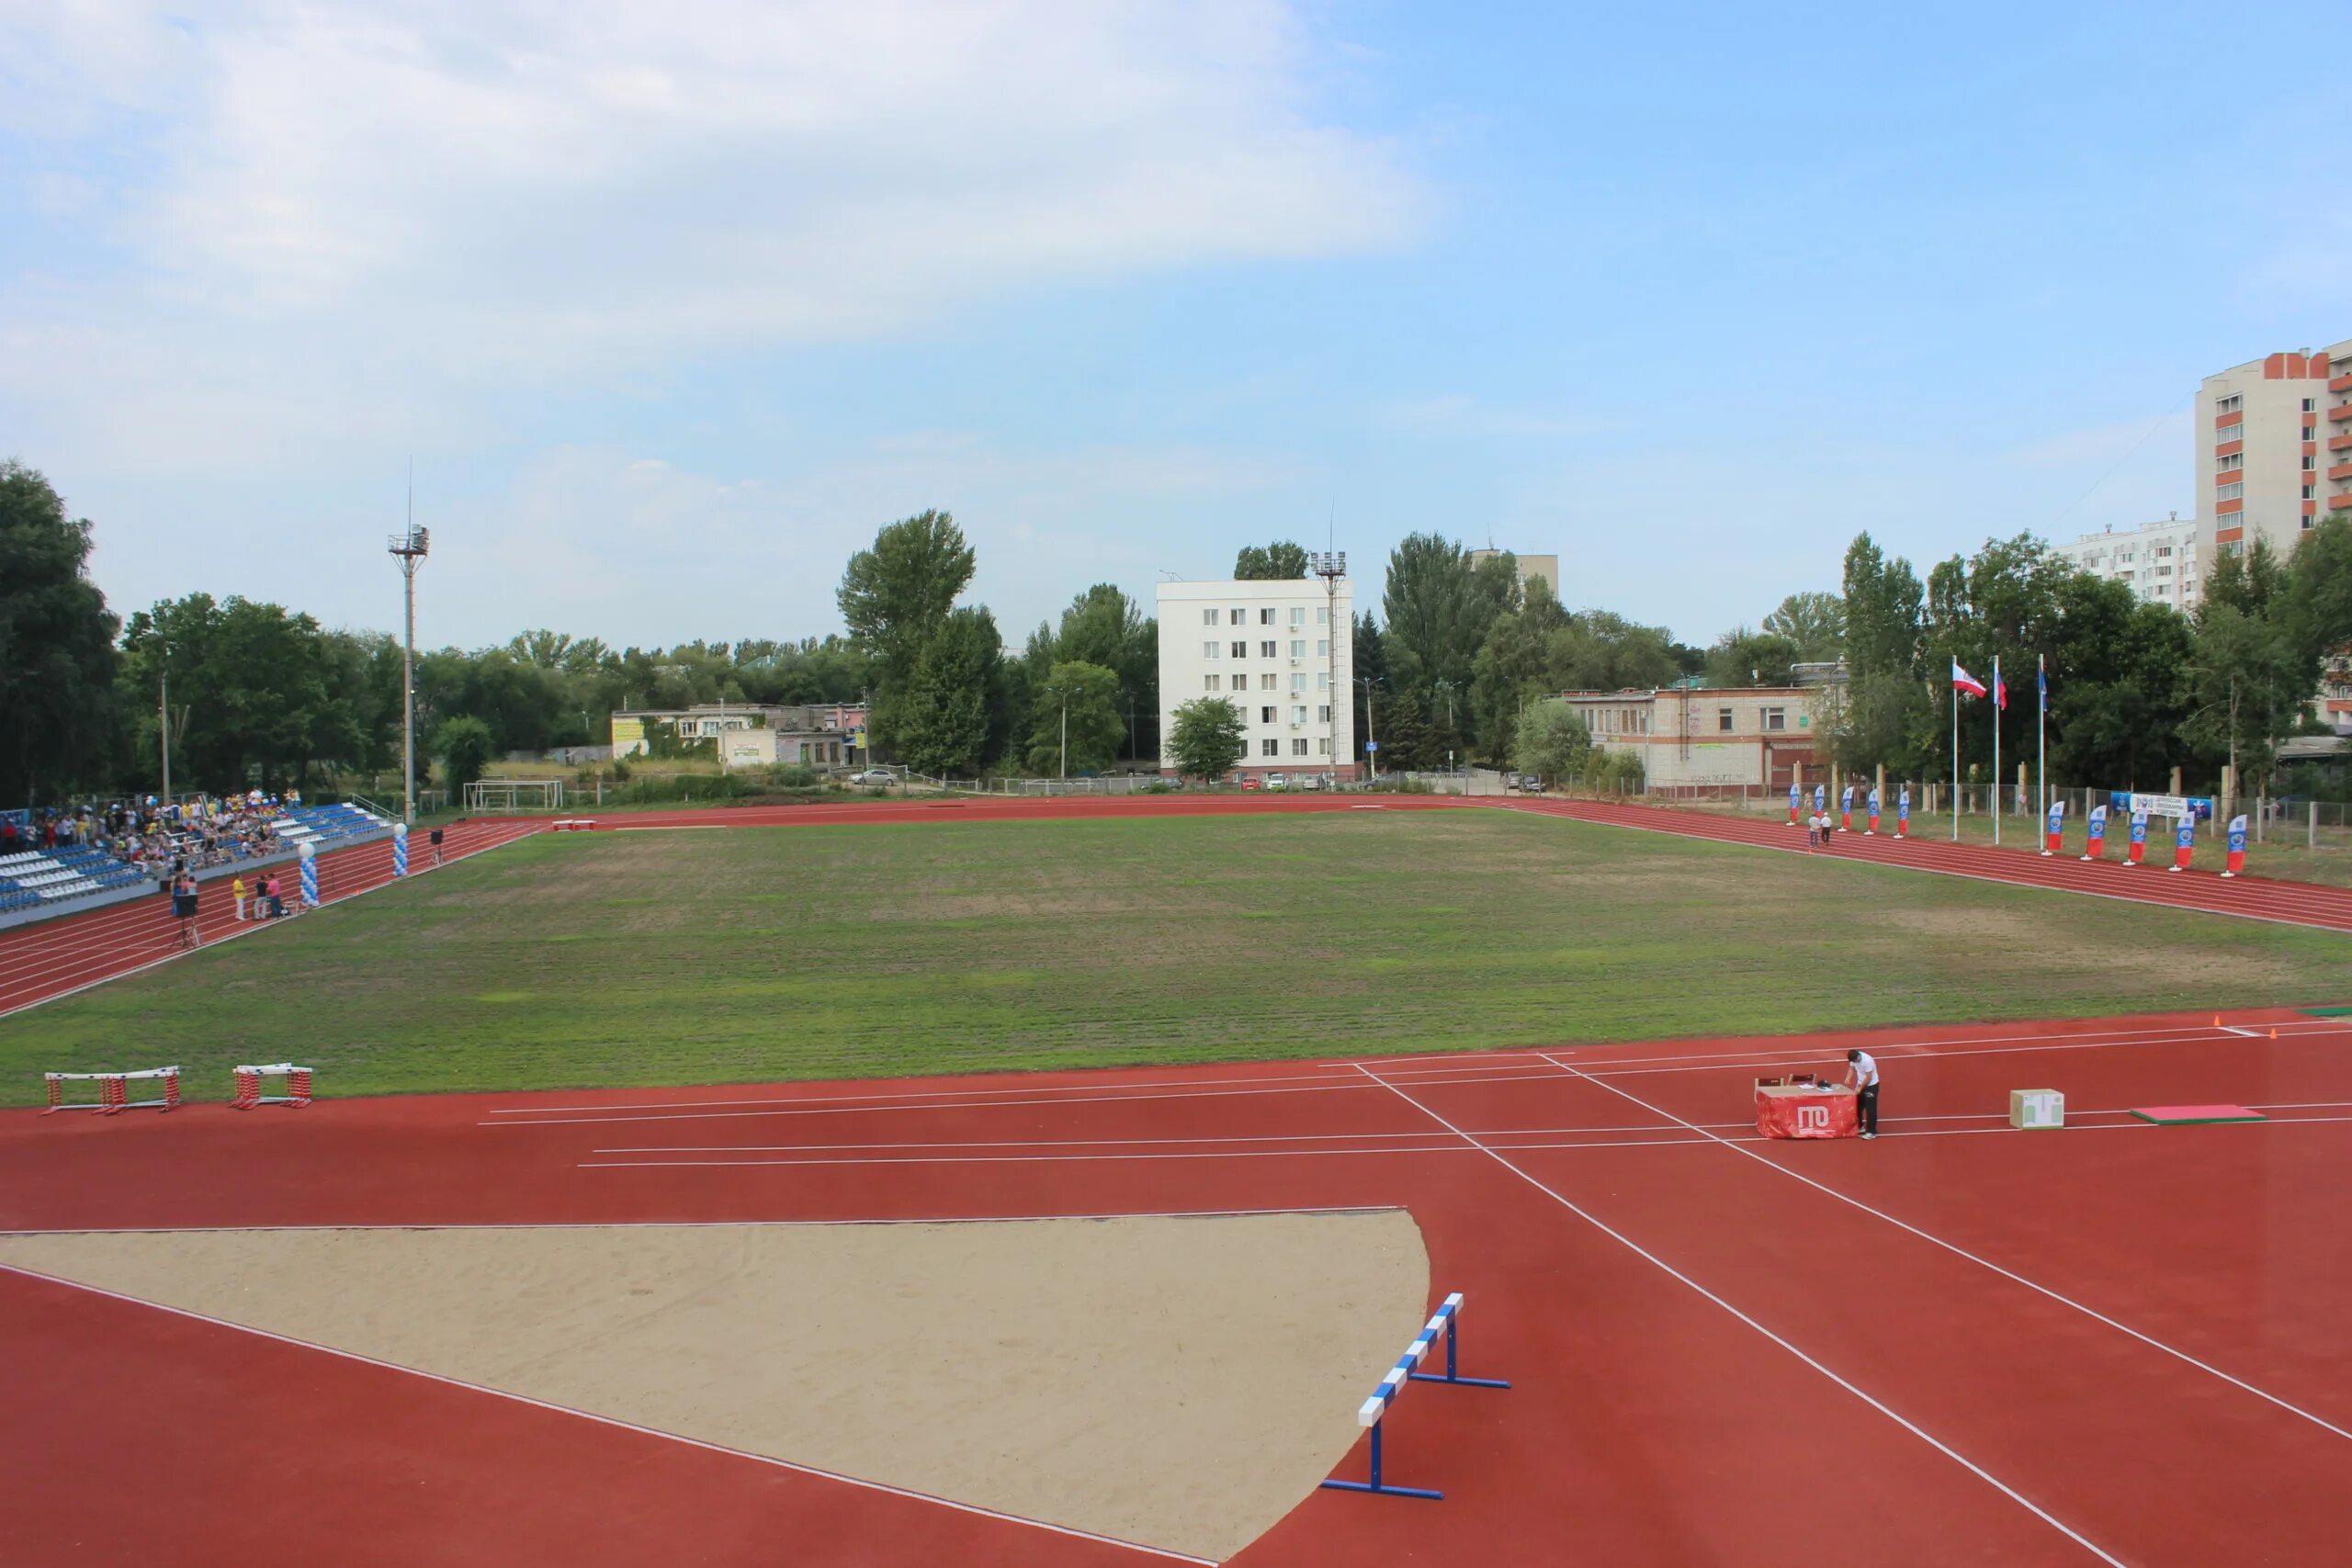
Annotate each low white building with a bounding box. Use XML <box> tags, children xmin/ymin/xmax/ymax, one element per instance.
<box><xmin>1154</xmin><ymin>575</ymin><xmax>1356</xmax><ymax>779</ymax></box>
<box><xmin>2052</xmin><ymin>517</ymin><xmax>2200</xmax><ymax>614</ymax></box>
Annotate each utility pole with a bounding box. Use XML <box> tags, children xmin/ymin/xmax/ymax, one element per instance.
<box><xmin>1358</xmin><ymin>675</ymin><xmax>1382</xmax><ymax>781</ymax></box>
<box><xmin>158</xmin><ymin>660</ymin><xmax>171</xmax><ymax>803</ymax></box>
<box><xmin>1047</xmin><ymin>682</ymin><xmax>1086</xmax><ymax>779</ymax></box>
<box><xmin>1309</xmin><ymin>550</ymin><xmax>1346</xmax><ymax>782</ymax></box>
<box><xmin>388</xmin><ymin>482</ymin><xmax>430</xmax><ymax>825</ymax></box>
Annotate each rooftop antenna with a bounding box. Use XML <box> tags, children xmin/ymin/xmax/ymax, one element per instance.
<box><xmin>388</xmin><ymin>457</ymin><xmax>431</xmax><ymax>825</ymax></box>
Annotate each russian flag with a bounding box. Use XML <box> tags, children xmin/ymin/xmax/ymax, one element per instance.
<box><xmin>1994</xmin><ymin>659</ymin><xmax>2007</xmax><ymax>711</ymax></box>
<box><xmin>1951</xmin><ymin>660</ymin><xmax>1987</xmax><ymax>698</ymax></box>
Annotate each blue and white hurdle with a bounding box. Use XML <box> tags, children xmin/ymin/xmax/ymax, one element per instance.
<box><xmin>1319</xmin><ymin>1291</ymin><xmax>1510</xmax><ymax>1502</ymax></box>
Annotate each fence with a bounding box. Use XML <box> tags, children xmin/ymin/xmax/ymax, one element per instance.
<box><xmin>1635</xmin><ymin>781</ymin><xmax>2352</xmax><ymax>852</ymax></box>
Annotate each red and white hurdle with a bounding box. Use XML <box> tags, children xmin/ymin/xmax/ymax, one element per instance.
<box><xmin>231</xmin><ymin>1062</ymin><xmax>315</xmax><ymax>1110</ymax></box>
<box><xmin>42</xmin><ymin>1066</ymin><xmax>182</xmax><ymax>1116</ymax></box>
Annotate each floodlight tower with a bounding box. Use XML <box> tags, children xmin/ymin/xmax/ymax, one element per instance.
<box><xmin>1308</xmin><ymin>550</ymin><xmax>1346</xmax><ymax>782</ymax></box>
<box><xmin>389</xmin><ymin>510</ymin><xmax>430</xmax><ymax>825</ymax></box>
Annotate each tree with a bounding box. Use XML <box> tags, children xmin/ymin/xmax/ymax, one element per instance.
<box><xmin>0</xmin><ymin>461</ymin><xmax>120</xmax><ymax>804</ymax></box>
<box><xmin>1383</xmin><ymin>534</ymin><xmax>1506</xmax><ymax>741</ymax></box>
<box><xmin>1234</xmin><ymin>541</ymin><xmax>1309</xmax><ymax>580</ymax></box>
<box><xmin>1510</xmin><ymin>700</ymin><xmax>1592</xmax><ymax>781</ymax></box>
<box><xmin>1024</xmin><ymin>660</ymin><xmax>1125</xmax><ymax>775</ymax></box>
<box><xmin>119</xmin><ymin>593</ymin><xmax>354</xmax><ymax>792</ymax></box>
<box><xmin>434</xmin><ymin>716</ymin><xmax>496</xmax><ymax>795</ymax></box>
<box><xmin>837</xmin><ymin>511</ymin><xmax>976</xmax><ymax>750</ymax></box>
<box><xmin>1702</xmin><ymin>626</ymin><xmax>1800</xmax><ymax>688</ymax></box>
<box><xmin>895</xmin><ymin>607</ymin><xmax>1001</xmax><ymax>776</ymax></box>
<box><xmin>1166</xmin><ymin>697</ymin><xmax>1247</xmax><ymax>781</ymax></box>
<box><xmin>1762</xmin><ymin>592</ymin><xmax>1845</xmax><ymax>660</ymax></box>
<box><xmin>1046</xmin><ymin>584</ymin><xmax>1157</xmax><ymax>759</ymax></box>
<box><xmin>1545</xmin><ymin>610</ymin><xmax>1680</xmax><ymax>693</ymax></box>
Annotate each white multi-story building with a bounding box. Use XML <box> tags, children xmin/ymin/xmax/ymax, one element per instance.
<box><xmin>2196</xmin><ymin>339</ymin><xmax>2352</xmax><ymax>573</ymax></box>
<box><xmin>2052</xmin><ymin>516</ymin><xmax>2201</xmax><ymax>615</ymax></box>
<box><xmin>1154</xmin><ymin>576</ymin><xmax>1356</xmax><ymax>780</ymax></box>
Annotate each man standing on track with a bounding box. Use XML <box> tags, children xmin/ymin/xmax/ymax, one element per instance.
<box><xmin>1844</xmin><ymin>1049</ymin><xmax>1879</xmax><ymax>1139</ymax></box>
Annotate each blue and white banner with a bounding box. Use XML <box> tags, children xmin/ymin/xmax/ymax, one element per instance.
<box><xmin>2130</xmin><ymin>810</ymin><xmax>2149</xmax><ymax>844</ymax></box>
<box><xmin>1868</xmin><ymin>786</ymin><xmax>1881</xmax><ymax>814</ymax></box>
<box><xmin>2175</xmin><ymin>817</ymin><xmax>2196</xmax><ymax>851</ymax></box>
<box><xmin>1788</xmin><ymin>784</ymin><xmax>1800</xmax><ymax>813</ymax></box>
<box><xmin>1813</xmin><ymin>784</ymin><xmax>1826</xmax><ymax>812</ymax></box>
<box><xmin>2045</xmin><ymin>800</ymin><xmax>2066</xmax><ymax>836</ymax></box>
<box><xmin>2087</xmin><ymin>804</ymin><xmax>2108</xmax><ymax>835</ymax></box>
<box><xmin>1897</xmin><ymin>787</ymin><xmax>1910</xmax><ymax>823</ymax></box>
<box><xmin>2227</xmin><ymin>816</ymin><xmax>2247</xmax><ymax>853</ymax></box>
<box><xmin>1840</xmin><ymin>785</ymin><xmax>1853</xmax><ymax>811</ymax></box>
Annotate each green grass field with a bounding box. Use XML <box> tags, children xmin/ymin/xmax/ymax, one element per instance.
<box><xmin>4</xmin><ymin>811</ymin><xmax>2346</xmax><ymax>1106</ymax></box>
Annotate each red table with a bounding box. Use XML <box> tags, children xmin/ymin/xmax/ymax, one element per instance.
<box><xmin>1754</xmin><ymin>1081</ymin><xmax>1859</xmax><ymax>1139</ymax></box>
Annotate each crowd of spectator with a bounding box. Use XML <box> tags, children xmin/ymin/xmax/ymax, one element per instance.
<box><xmin>1</xmin><ymin>790</ymin><xmax>304</xmax><ymax>881</ymax></box>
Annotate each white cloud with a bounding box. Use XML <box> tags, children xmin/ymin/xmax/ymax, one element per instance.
<box><xmin>3</xmin><ymin>1</ymin><xmax>1419</xmax><ymax>425</ymax></box>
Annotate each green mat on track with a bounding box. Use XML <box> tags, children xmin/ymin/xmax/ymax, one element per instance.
<box><xmin>2129</xmin><ymin>1105</ymin><xmax>2267</xmax><ymax>1125</ymax></box>
<box><xmin>2299</xmin><ymin>1007</ymin><xmax>2352</xmax><ymax>1018</ymax></box>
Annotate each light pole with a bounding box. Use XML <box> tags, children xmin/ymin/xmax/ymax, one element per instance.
<box><xmin>1309</xmin><ymin>551</ymin><xmax>1347</xmax><ymax>783</ymax></box>
<box><xmin>388</xmin><ymin>512</ymin><xmax>430</xmax><ymax>824</ymax></box>
<box><xmin>1046</xmin><ymin>682</ymin><xmax>1088</xmax><ymax>780</ymax></box>
<box><xmin>1357</xmin><ymin>675</ymin><xmax>1382</xmax><ymax>781</ymax></box>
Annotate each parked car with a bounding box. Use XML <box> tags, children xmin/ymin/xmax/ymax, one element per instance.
<box><xmin>1264</xmin><ymin>773</ymin><xmax>1289</xmax><ymax>792</ymax></box>
<box><xmin>849</xmin><ymin>769</ymin><xmax>896</xmax><ymax>785</ymax></box>
<box><xmin>1294</xmin><ymin>773</ymin><xmax>1323</xmax><ymax>792</ymax></box>
<box><xmin>1239</xmin><ymin>774</ymin><xmax>1261</xmax><ymax>791</ymax></box>
<box><xmin>1519</xmin><ymin>773</ymin><xmax>1544</xmax><ymax>793</ymax></box>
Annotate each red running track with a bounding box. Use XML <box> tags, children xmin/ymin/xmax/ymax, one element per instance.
<box><xmin>1489</xmin><ymin>795</ymin><xmax>2352</xmax><ymax>933</ymax></box>
<box><xmin>0</xmin><ymin>818</ymin><xmax>543</xmax><ymax>1018</ymax></box>
<box><xmin>6</xmin><ymin>1006</ymin><xmax>2352</xmax><ymax>1565</ymax></box>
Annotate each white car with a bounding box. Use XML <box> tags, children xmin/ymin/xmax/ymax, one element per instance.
<box><xmin>1264</xmin><ymin>773</ymin><xmax>1289</xmax><ymax>792</ymax></box>
<box><xmin>849</xmin><ymin>769</ymin><xmax>896</xmax><ymax>785</ymax></box>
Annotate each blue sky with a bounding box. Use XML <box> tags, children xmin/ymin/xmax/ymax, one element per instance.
<box><xmin>4</xmin><ymin>1</ymin><xmax>2346</xmax><ymax>652</ymax></box>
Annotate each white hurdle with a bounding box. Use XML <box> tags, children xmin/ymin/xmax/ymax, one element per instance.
<box><xmin>42</xmin><ymin>1066</ymin><xmax>182</xmax><ymax>1116</ymax></box>
<box><xmin>1321</xmin><ymin>1291</ymin><xmax>1510</xmax><ymax>1501</ymax></box>
<box><xmin>231</xmin><ymin>1063</ymin><xmax>315</xmax><ymax>1110</ymax></box>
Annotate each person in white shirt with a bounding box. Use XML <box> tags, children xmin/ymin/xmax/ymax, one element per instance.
<box><xmin>1845</xmin><ymin>1049</ymin><xmax>1879</xmax><ymax>1139</ymax></box>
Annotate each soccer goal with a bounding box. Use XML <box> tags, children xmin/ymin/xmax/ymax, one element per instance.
<box><xmin>463</xmin><ymin>779</ymin><xmax>564</xmax><ymax>812</ymax></box>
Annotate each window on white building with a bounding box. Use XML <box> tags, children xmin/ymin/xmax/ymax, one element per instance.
<box><xmin>1289</xmin><ymin>639</ymin><xmax>1306</xmax><ymax>658</ymax></box>
<box><xmin>1763</xmin><ymin>707</ymin><xmax>1786</xmax><ymax>732</ymax></box>
<box><xmin>1317</xmin><ymin>671</ymin><xmax>1329</xmax><ymax>691</ymax></box>
<box><xmin>1261</xmin><ymin>674</ymin><xmax>1276</xmax><ymax>691</ymax></box>
<box><xmin>1231</xmin><ymin>641</ymin><xmax>1248</xmax><ymax>659</ymax></box>
<box><xmin>2217</xmin><ymin>454</ymin><xmax>2243</xmax><ymax>470</ymax></box>
<box><xmin>1293</xmin><ymin>739</ymin><xmax>1309</xmax><ymax>756</ymax></box>
<box><xmin>1259</xmin><ymin>607</ymin><xmax>1275</xmax><ymax>626</ymax></box>
<box><xmin>1316</xmin><ymin>606</ymin><xmax>1329</xmax><ymax>625</ymax></box>
<box><xmin>1204</xmin><ymin>674</ymin><xmax>1221</xmax><ymax>692</ymax></box>
<box><xmin>2217</xmin><ymin>394</ymin><xmax>2242</xmax><ymax>413</ymax></box>
<box><xmin>1260</xmin><ymin>640</ymin><xmax>1277</xmax><ymax>658</ymax></box>
<box><xmin>1289</xmin><ymin>606</ymin><xmax>1306</xmax><ymax>626</ymax></box>
<box><xmin>1317</xmin><ymin>705</ymin><xmax>1331</xmax><ymax>722</ymax></box>
<box><xmin>1204</xmin><ymin>641</ymin><xmax>1221</xmax><ymax>659</ymax></box>
<box><xmin>1316</xmin><ymin>639</ymin><xmax>1329</xmax><ymax>657</ymax></box>
<box><xmin>2217</xmin><ymin>482</ymin><xmax>2244</xmax><ymax>501</ymax></box>
<box><xmin>1229</xmin><ymin>608</ymin><xmax>1244</xmax><ymax>626</ymax></box>
<box><xmin>1261</xmin><ymin>739</ymin><xmax>1280</xmax><ymax>757</ymax></box>
<box><xmin>1289</xmin><ymin>673</ymin><xmax>1306</xmax><ymax>693</ymax></box>
<box><xmin>1291</xmin><ymin>705</ymin><xmax>1307</xmax><ymax>724</ymax></box>
<box><xmin>1717</xmin><ymin>707</ymin><xmax>1734</xmax><ymax>732</ymax></box>
<box><xmin>1317</xmin><ymin>738</ymin><xmax>1329</xmax><ymax>755</ymax></box>
<box><xmin>2305</xmin><ymin>426</ymin><xmax>2318</xmax><ymax>442</ymax></box>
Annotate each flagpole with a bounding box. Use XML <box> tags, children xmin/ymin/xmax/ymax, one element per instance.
<box><xmin>2037</xmin><ymin>653</ymin><xmax>2047</xmax><ymax>822</ymax></box>
<box><xmin>1951</xmin><ymin>678</ymin><xmax>1959</xmax><ymax>841</ymax></box>
<box><xmin>1992</xmin><ymin>655</ymin><xmax>2002</xmax><ymax>847</ymax></box>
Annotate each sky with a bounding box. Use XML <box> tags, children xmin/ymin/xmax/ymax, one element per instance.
<box><xmin>5</xmin><ymin>0</ymin><xmax>2347</xmax><ymax>654</ymax></box>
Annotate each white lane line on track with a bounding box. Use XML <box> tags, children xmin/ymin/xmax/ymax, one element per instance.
<box><xmin>494</xmin><ymin>1026</ymin><xmax>2352</xmax><ymax>1130</ymax></box>
<box><xmin>489</xmin><ymin>1018</ymin><xmax>2347</xmax><ymax>1125</ymax></box>
<box><xmin>0</xmin><ymin>1262</ymin><xmax>1216</xmax><ymax>1564</ymax></box>
<box><xmin>0</xmin><ymin>1204</ymin><xmax>1403</xmax><ymax>1238</ymax></box>
<box><xmin>1346</xmin><ymin>1062</ymin><xmax>2132</xmax><ymax>1568</ymax></box>
<box><xmin>1542</xmin><ymin>1053</ymin><xmax>2352</xmax><ymax>1447</ymax></box>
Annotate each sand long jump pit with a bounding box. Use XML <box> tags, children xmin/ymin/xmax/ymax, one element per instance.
<box><xmin>0</xmin><ymin>1209</ymin><xmax>1426</xmax><ymax>1560</ymax></box>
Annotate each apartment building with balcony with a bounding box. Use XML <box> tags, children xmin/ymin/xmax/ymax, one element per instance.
<box><xmin>2052</xmin><ymin>516</ymin><xmax>2200</xmax><ymax>614</ymax></box>
<box><xmin>1154</xmin><ymin>576</ymin><xmax>1355</xmax><ymax>780</ymax></box>
<box><xmin>2196</xmin><ymin>339</ymin><xmax>2352</xmax><ymax>572</ymax></box>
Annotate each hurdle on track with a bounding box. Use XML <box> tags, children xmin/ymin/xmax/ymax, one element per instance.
<box><xmin>231</xmin><ymin>1063</ymin><xmax>315</xmax><ymax>1110</ymax></box>
<box><xmin>1320</xmin><ymin>1291</ymin><xmax>1510</xmax><ymax>1502</ymax></box>
<box><xmin>42</xmin><ymin>1066</ymin><xmax>182</xmax><ymax>1116</ymax></box>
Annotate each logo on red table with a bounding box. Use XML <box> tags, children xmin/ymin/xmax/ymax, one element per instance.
<box><xmin>1797</xmin><ymin>1104</ymin><xmax>1830</xmax><ymax>1132</ymax></box>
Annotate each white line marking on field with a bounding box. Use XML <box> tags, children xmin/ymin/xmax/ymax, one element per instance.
<box><xmin>1539</xmin><ymin>1053</ymin><xmax>2352</xmax><ymax>1447</ymax></box>
<box><xmin>1345</xmin><ymin>1064</ymin><xmax>2131</xmax><ymax>1567</ymax></box>
<box><xmin>0</xmin><ymin>1262</ymin><xmax>1216</xmax><ymax>1564</ymax></box>
<box><xmin>2221</xmin><ymin>1024</ymin><xmax>2261</xmax><ymax>1037</ymax></box>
